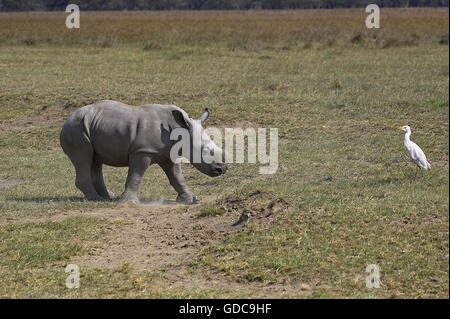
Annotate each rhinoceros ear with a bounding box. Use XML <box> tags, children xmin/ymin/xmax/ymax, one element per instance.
<box><xmin>172</xmin><ymin>110</ymin><xmax>191</xmax><ymax>129</ymax></box>
<box><xmin>198</xmin><ymin>108</ymin><xmax>209</xmax><ymax>124</ymax></box>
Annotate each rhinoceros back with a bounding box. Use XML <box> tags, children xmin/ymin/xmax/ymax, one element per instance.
<box><xmin>60</xmin><ymin>100</ymin><xmax>172</xmax><ymax>167</ymax></box>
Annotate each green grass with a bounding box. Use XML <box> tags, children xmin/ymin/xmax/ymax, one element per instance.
<box><xmin>0</xmin><ymin>9</ymin><xmax>448</xmax><ymax>298</ymax></box>
<box><xmin>197</xmin><ymin>206</ymin><xmax>227</xmax><ymax>217</ymax></box>
<box><xmin>0</xmin><ymin>217</ymin><xmax>111</xmax><ymax>268</ymax></box>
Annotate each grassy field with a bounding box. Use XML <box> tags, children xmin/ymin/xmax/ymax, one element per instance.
<box><xmin>0</xmin><ymin>9</ymin><xmax>448</xmax><ymax>298</ymax></box>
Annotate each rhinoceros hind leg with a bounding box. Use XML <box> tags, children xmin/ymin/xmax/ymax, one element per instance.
<box><xmin>91</xmin><ymin>161</ymin><xmax>117</xmax><ymax>200</ymax></box>
<box><xmin>73</xmin><ymin>157</ymin><xmax>102</xmax><ymax>201</ymax></box>
<box><xmin>61</xmin><ymin>122</ymin><xmax>102</xmax><ymax>201</ymax></box>
<box><xmin>108</xmin><ymin>190</ymin><xmax>119</xmax><ymax>200</ymax></box>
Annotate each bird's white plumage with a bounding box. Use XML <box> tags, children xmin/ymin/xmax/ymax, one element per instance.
<box><xmin>399</xmin><ymin>125</ymin><xmax>431</xmax><ymax>170</ymax></box>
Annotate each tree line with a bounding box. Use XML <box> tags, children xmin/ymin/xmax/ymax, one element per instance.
<box><xmin>1</xmin><ymin>0</ymin><xmax>448</xmax><ymax>11</ymax></box>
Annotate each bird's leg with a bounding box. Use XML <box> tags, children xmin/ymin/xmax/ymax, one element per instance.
<box><xmin>414</xmin><ymin>166</ymin><xmax>418</xmax><ymax>178</ymax></box>
<box><xmin>402</xmin><ymin>154</ymin><xmax>410</xmax><ymax>166</ymax></box>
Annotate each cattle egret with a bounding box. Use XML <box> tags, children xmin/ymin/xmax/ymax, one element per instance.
<box><xmin>398</xmin><ymin>125</ymin><xmax>431</xmax><ymax>176</ymax></box>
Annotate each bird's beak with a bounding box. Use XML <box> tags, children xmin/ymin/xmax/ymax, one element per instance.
<box><xmin>397</xmin><ymin>127</ymin><xmax>404</xmax><ymax>130</ymax></box>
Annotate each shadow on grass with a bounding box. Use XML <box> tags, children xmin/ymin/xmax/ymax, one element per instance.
<box><xmin>6</xmin><ymin>196</ymin><xmax>85</xmax><ymax>203</ymax></box>
<box><xmin>358</xmin><ymin>173</ymin><xmax>430</xmax><ymax>188</ymax></box>
<box><xmin>6</xmin><ymin>196</ymin><xmax>181</xmax><ymax>206</ymax></box>
<box><xmin>369</xmin><ymin>177</ymin><xmax>404</xmax><ymax>186</ymax></box>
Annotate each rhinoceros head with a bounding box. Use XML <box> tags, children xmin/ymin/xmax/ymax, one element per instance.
<box><xmin>171</xmin><ymin>108</ymin><xmax>227</xmax><ymax>177</ymax></box>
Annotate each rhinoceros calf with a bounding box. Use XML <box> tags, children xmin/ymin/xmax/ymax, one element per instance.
<box><xmin>60</xmin><ymin>100</ymin><xmax>227</xmax><ymax>204</ymax></box>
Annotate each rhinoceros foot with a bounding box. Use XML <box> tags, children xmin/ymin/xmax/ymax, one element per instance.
<box><xmin>176</xmin><ymin>193</ymin><xmax>200</xmax><ymax>205</ymax></box>
<box><xmin>119</xmin><ymin>193</ymin><xmax>140</xmax><ymax>205</ymax></box>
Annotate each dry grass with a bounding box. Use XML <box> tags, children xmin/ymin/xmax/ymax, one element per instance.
<box><xmin>0</xmin><ymin>9</ymin><xmax>448</xmax><ymax>48</ymax></box>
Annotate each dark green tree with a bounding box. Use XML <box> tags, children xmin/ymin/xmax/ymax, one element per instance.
<box><xmin>0</xmin><ymin>0</ymin><xmax>448</xmax><ymax>11</ymax></box>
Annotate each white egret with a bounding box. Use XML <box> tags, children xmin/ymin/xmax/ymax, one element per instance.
<box><xmin>398</xmin><ymin>125</ymin><xmax>431</xmax><ymax>176</ymax></box>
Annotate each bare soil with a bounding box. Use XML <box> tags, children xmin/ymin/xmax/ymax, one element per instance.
<box><xmin>0</xmin><ymin>178</ymin><xmax>23</xmax><ymax>190</ymax></box>
<box><xmin>0</xmin><ymin>191</ymin><xmax>312</xmax><ymax>297</ymax></box>
<box><xmin>0</xmin><ymin>104</ymin><xmax>69</xmax><ymax>136</ymax></box>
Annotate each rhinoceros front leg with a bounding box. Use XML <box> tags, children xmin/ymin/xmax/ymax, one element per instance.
<box><xmin>120</xmin><ymin>154</ymin><xmax>151</xmax><ymax>205</ymax></box>
<box><xmin>159</xmin><ymin>160</ymin><xmax>199</xmax><ymax>204</ymax></box>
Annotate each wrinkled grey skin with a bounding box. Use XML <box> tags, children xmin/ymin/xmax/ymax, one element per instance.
<box><xmin>60</xmin><ymin>100</ymin><xmax>227</xmax><ymax>204</ymax></box>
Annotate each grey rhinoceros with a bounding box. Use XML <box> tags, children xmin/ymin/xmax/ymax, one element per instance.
<box><xmin>60</xmin><ymin>100</ymin><xmax>227</xmax><ymax>204</ymax></box>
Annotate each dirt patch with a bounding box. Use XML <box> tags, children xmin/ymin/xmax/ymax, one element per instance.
<box><xmin>65</xmin><ymin>198</ymin><xmax>306</xmax><ymax>297</ymax></box>
<box><xmin>0</xmin><ymin>104</ymin><xmax>70</xmax><ymax>136</ymax></box>
<box><xmin>223</xmin><ymin>190</ymin><xmax>288</xmax><ymax>226</ymax></box>
<box><xmin>0</xmin><ymin>178</ymin><xmax>23</xmax><ymax>190</ymax></box>
<box><xmin>0</xmin><ymin>193</ymin><xmax>303</xmax><ymax>297</ymax></box>
<box><xmin>0</xmin><ymin>198</ymin><xmax>243</xmax><ymax>271</ymax></box>
<box><xmin>148</xmin><ymin>264</ymin><xmax>315</xmax><ymax>298</ymax></box>
<box><xmin>67</xmin><ymin>201</ymin><xmax>244</xmax><ymax>272</ymax></box>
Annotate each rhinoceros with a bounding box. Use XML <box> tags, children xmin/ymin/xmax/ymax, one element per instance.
<box><xmin>60</xmin><ymin>100</ymin><xmax>227</xmax><ymax>204</ymax></box>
